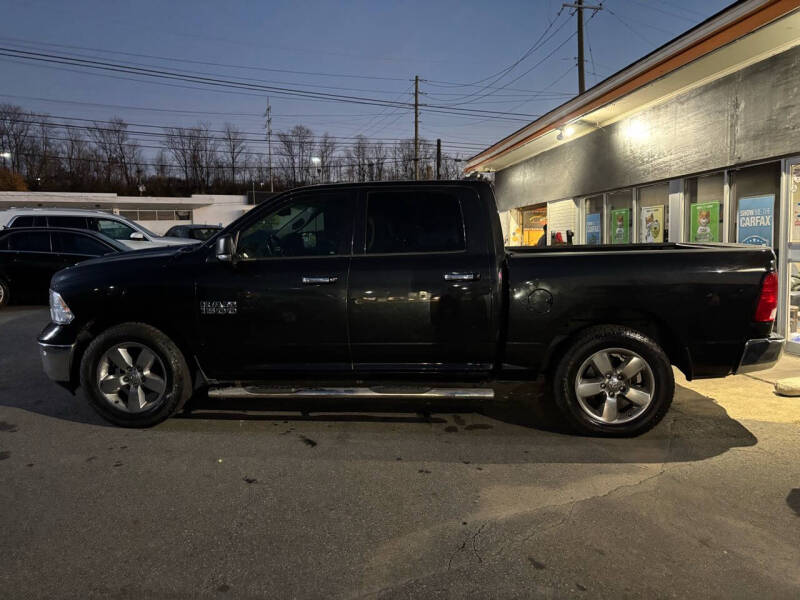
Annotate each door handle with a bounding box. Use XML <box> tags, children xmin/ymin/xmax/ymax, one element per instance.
<box><xmin>302</xmin><ymin>276</ymin><xmax>339</xmax><ymax>285</ymax></box>
<box><xmin>444</xmin><ymin>272</ymin><xmax>479</xmax><ymax>281</ymax></box>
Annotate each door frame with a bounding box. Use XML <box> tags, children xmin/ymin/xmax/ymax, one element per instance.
<box><xmin>781</xmin><ymin>157</ymin><xmax>800</xmax><ymax>354</ymax></box>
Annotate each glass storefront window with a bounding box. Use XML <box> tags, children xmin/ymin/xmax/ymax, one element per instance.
<box><xmin>729</xmin><ymin>162</ymin><xmax>780</xmax><ymax>249</ymax></box>
<box><xmin>790</xmin><ymin>164</ymin><xmax>800</xmax><ymax>243</ymax></box>
<box><xmin>638</xmin><ymin>183</ymin><xmax>669</xmax><ymax>243</ymax></box>
<box><xmin>608</xmin><ymin>190</ymin><xmax>632</xmax><ymax>244</ymax></box>
<box><xmin>790</xmin><ymin>262</ymin><xmax>800</xmax><ymax>345</ymax></box>
<box><xmin>584</xmin><ymin>195</ymin><xmax>603</xmax><ymax>244</ymax></box>
<box><xmin>685</xmin><ymin>173</ymin><xmax>724</xmax><ymax>242</ymax></box>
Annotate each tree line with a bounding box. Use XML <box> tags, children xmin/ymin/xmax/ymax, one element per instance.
<box><xmin>0</xmin><ymin>104</ymin><xmax>465</xmax><ymax>196</ymax></box>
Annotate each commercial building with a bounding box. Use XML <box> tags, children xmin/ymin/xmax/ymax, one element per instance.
<box><xmin>466</xmin><ymin>0</ymin><xmax>800</xmax><ymax>355</ymax></box>
<box><xmin>0</xmin><ymin>191</ymin><xmax>251</xmax><ymax>234</ymax></box>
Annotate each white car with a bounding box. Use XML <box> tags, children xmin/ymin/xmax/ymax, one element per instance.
<box><xmin>0</xmin><ymin>208</ymin><xmax>199</xmax><ymax>250</ymax></box>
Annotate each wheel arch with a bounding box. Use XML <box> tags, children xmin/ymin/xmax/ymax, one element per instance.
<box><xmin>542</xmin><ymin>312</ymin><xmax>692</xmax><ymax>380</ymax></box>
<box><xmin>70</xmin><ymin>313</ymin><xmax>202</xmax><ymax>392</ymax></box>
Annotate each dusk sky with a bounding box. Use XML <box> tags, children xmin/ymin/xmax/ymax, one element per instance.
<box><xmin>1</xmin><ymin>0</ymin><xmax>732</xmax><ymax>159</ymax></box>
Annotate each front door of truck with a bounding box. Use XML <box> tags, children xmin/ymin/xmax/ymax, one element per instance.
<box><xmin>195</xmin><ymin>190</ymin><xmax>355</xmax><ymax>379</ymax></box>
<box><xmin>348</xmin><ymin>187</ymin><xmax>497</xmax><ymax>373</ymax></box>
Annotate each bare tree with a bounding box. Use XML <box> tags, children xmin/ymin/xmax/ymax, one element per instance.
<box><xmin>88</xmin><ymin>117</ymin><xmax>141</xmax><ymax>189</ymax></box>
<box><xmin>316</xmin><ymin>133</ymin><xmax>337</xmax><ymax>184</ymax></box>
<box><xmin>277</xmin><ymin>125</ymin><xmax>314</xmax><ymax>186</ymax></box>
<box><xmin>163</xmin><ymin>123</ymin><xmax>218</xmax><ymax>192</ymax></box>
<box><xmin>221</xmin><ymin>123</ymin><xmax>247</xmax><ymax>184</ymax></box>
<box><xmin>0</xmin><ymin>104</ymin><xmax>33</xmax><ymax>174</ymax></box>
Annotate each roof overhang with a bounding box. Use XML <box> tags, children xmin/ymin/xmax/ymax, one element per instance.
<box><xmin>466</xmin><ymin>0</ymin><xmax>800</xmax><ymax>173</ymax></box>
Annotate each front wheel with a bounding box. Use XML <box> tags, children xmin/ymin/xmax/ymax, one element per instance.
<box><xmin>552</xmin><ymin>325</ymin><xmax>674</xmax><ymax>437</ymax></box>
<box><xmin>80</xmin><ymin>323</ymin><xmax>192</xmax><ymax>427</ymax></box>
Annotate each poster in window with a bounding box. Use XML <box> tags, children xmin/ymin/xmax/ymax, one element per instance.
<box><xmin>585</xmin><ymin>212</ymin><xmax>601</xmax><ymax>244</ymax></box>
<box><xmin>690</xmin><ymin>202</ymin><xmax>720</xmax><ymax>242</ymax></box>
<box><xmin>737</xmin><ymin>195</ymin><xmax>774</xmax><ymax>246</ymax></box>
<box><xmin>640</xmin><ymin>205</ymin><xmax>664</xmax><ymax>243</ymax></box>
<box><xmin>610</xmin><ymin>209</ymin><xmax>629</xmax><ymax>244</ymax></box>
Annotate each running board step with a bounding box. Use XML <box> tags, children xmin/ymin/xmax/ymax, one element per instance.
<box><xmin>207</xmin><ymin>385</ymin><xmax>494</xmax><ymax>400</ymax></box>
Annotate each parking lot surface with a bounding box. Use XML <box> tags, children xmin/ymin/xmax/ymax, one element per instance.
<box><xmin>1</xmin><ymin>307</ymin><xmax>799</xmax><ymax>599</ymax></box>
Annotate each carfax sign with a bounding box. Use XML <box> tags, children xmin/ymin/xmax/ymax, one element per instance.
<box><xmin>585</xmin><ymin>212</ymin><xmax>601</xmax><ymax>244</ymax></box>
<box><xmin>737</xmin><ymin>195</ymin><xmax>774</xmax><ymax>246</ymax></box>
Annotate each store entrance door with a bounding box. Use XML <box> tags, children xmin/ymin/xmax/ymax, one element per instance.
<box><xmin>520</xmin><ymin>204</ymin><xmax>547</xmax><ymax>246</ymax></box>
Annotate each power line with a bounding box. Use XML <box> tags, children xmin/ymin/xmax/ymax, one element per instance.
<box><xmin>0</xmin><ymin>47</ymin><xmax>540</xmax><ymax>122</ymax></box>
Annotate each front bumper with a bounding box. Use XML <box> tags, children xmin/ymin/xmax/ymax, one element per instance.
<box><xmin>734</xmin><ymin>334</ymin><xmax>785</xmax><ymax>374</ymax></box>
<box><xmin>39</xmin><ymin>342</ymin><xmax>75</xmax><ymax>382</ymax></box>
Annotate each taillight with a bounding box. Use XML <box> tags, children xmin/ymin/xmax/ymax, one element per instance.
<box><xmin>754</xmin><ymin>272</ymin><xmax>778</xmax><ymax>322</ymax></box>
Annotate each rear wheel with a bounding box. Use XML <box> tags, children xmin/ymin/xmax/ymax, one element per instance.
<box><xmin>552</xmin><ymin>325</ymin><xmax>674</xmax><ymax>437</ymax></box>
<box><xmin>0</xmin><ymin>279</ymin><xmax>9</xmax><ymax>308</ymax></box>
<box><xmin>80</xmin><ymin>323</ymin><xmax>191</xmax><ymax>427</ymax></box>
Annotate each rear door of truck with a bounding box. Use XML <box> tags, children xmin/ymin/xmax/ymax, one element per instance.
<box><xmin>347</xmin><ymin>185</ymin><xmax>497</xmax><ymax>373</ymax></box>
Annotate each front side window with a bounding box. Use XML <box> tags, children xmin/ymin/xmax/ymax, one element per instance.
<box><xmin>237</xmin><ymin>192</ymin><xmax>354</xmax><ymax>259</ymax></box>
<box><xmin>366</xmin><ymin>191</ymin><xmax>465</xmax><ymax>254</ymax></box>
<box><xmin>7</xmin><ymin>231</ymin><xmax>50</xmax><ymax>252</ymax></box>
<box><xmin>53</xmin><ymin>232</ymin><xmax>113</xmax><ymax>256</ymax></box>
<box><xmin>89</xmin><ymin>218</ymin><xmax>137</xmax><ymax>241</ymax></box>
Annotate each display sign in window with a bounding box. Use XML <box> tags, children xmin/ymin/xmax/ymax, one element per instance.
<box><xmin>736</xmin><ymin>195</ymin><xmax>774</xmax><ymax>246</ymax></box>
<box><xmin>640</xmin><ymin>205</ymin><xmax>664</xmax><ymax>243</ymax></box>
<box><xmin>610</xmin><ymin>208</ymin><xmax>630</xmax><ymax>244</ymax></box>
<box><xmin>690</xmin><ymin>202</ymin><xmax>721</xmax><ymax>242</ymax></box>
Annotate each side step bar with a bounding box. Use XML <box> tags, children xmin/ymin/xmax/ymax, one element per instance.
<box><xmin>207</xmin><ymin>386</ymin><xmax>494</xmax><ymax>400</ymax></box>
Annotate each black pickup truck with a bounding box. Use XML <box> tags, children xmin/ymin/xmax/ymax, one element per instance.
<box><xmin>38</xmin><ymin>180</ymin><xmax>784</xmax><ymax>435</ymax></box>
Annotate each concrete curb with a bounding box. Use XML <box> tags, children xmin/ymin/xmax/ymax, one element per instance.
<box><xmin>774</xmin><ymin>377</ymin><xmax>800</xmax><ymax>397</ymax></box>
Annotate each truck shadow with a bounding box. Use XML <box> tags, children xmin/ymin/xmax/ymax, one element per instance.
<box><xmin>174</xmin><ymin>381</ymin><xmax>757</xmax><ymax>464</ymax></box>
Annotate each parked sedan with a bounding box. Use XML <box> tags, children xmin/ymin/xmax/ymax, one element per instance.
<box><xmin>0</xmin><ymin>227</ymin><xmax>127</xmax><ymax>307</ymax></box>
<box><xmin>164</xmin><ymin>224</ymin><xmax>222</xmax><ymax>241</ymax></box>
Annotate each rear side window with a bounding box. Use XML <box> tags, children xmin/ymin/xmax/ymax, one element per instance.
<box><xmin>7</xmin><ymin>231</ymin><xmax>51</xmax><ymax>252</ymax></box>
<box><xmin>53</xmin><ymin>232</ymin><xmax>113</xmax><ymax>256</ymax></box>
<box><xmin>49</xmin><ymin>216</ymin><xmax>88</xmax><ymax>229</ymax></box>
<box><xmin>366</xmin><ymin>191</ymin><xmax>465</xmax><ymax>254</ymax></box>
<box><xmin>10</xmin><ymin>215</ymin><xmax>46</xmax><ymax>227</ymax></box>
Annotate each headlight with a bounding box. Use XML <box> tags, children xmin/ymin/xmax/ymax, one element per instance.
<box><xmin>49</xmin><ymin>289</ymin><xmax>74</xmax><ymax>325</ymax></box>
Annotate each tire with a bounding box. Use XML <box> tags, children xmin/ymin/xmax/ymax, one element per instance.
<box><xmin>0</xmin><ymin>279</ymin><xmax>9</xmax><ymax>308</ymax></box>
<box><xmin>80</xmin><ymin>322</ymin><xmax>191</xmax><ymax>427</ymax></box>
<box><xmin>552</xmin><ymin>325</ymin><xmax>674</xmax><ymax>437</ymax></box>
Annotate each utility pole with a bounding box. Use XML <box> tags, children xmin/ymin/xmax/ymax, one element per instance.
<box><xmin>436</xmin><ymin>138</ymin><xmax>441</xmax><ymax>180</ymax></box>
<box><xmin>562</xmin><ymin>2</ymin><xmax>602</xmax><ymax>94</ymax></box>
<box><xmin>414</xmin><ymin>75</ymin><xmax>420</xmax><ymax>181</ymax></box>
<box><xmin>265</xmin><ymin>98</ymin><xmax>273</xmax><ymax>192</ymax></box>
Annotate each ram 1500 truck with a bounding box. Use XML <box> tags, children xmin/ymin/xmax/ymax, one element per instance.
<box><xmin>38</xmin><ymin>181</ymin><xmax>784</xmax><ymax>436</ymax></box>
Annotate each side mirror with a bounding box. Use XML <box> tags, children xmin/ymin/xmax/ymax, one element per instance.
<box><xmin>129</xmin><ymin>232</ymin><xmax>146</xmax><ymax>241</ymax></box>
<box><xmin>215</xmin><ymin>235</ymin><xmax>236</xmax><ymax>263</ymax></box>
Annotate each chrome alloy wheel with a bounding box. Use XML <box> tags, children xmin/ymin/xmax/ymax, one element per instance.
<box><xmin>574</xmin><ymin>347</ymin><xmax>655</xmax><ymax>425</ymax></box>
<box><xmin>96</xmin><ymin>343</ymin><xmax>167</xmax><ymax>413</ymax></box>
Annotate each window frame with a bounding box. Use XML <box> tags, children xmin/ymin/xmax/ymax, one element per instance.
<box><xmin>361</xmin><ymin>188</ymin><xmax>468</xmax><ymax>257</ymax></box>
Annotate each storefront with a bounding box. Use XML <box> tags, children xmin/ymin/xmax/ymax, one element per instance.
<box><xmin>467</xmin><ymin>0</ymin><xmax>800</xmax><ymax>354</ymax></box>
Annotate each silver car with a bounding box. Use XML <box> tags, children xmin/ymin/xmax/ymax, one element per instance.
<box><xmin>0</xmin><ymin>208</ymin><xmax>198</xmax><ymax>250</ymax></box>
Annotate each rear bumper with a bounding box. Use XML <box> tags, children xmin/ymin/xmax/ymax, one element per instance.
<box><xmin>734</xmin><ymin>334</ymin><xmax>785</xmax><ymax>374</ymax></box>
<box><xmin>39</xmin><ymin>342</ymin><xmax>75</xmax><ymax>382</ymax></box>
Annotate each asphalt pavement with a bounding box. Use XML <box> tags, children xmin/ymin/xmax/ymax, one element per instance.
<box><xmin>1</xmin><ymin>307</ymin><xmax>799</xmax><ymax>599</ymax></box>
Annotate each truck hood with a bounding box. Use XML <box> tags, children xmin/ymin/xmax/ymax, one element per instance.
<box><xmin>50</xmin><ymin>244</ymin><xmax>198</xmax><ymax>291</ymax></box>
